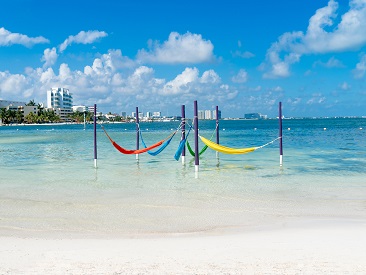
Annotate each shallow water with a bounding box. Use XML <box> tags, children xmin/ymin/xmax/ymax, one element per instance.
<box><xmin>0</xmin><ymin>118</ymin><xmax>365</xmax><ymax>237</ymax></box>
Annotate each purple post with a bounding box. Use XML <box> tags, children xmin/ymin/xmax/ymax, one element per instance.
<box><xmin>216</xmin><ymin>105</ymin><xmax>220</xmax><ymax>158</ymax></box>
<box><xmin>181</xmin><ymin>105</ymin><xmax>186</xmax><ymax>164</ymax></box>
<box><xmin>93</xmin><ymin>104</ymin><xmax>97</xmax><ymax>168</ymax></box>
<box><xmin>194</xmin><ymin>100</ymin><xmax>199</xmax><ymax>172</ymax></box>
<box><xmin>279</xmin><ymin>102</ymin><xmax>283</xmax><ymax>166</ymax></box>
<box><xmin>136</xmin><ymin>107</ymin><xmax>139</xmax><ymax>160</ymax></box>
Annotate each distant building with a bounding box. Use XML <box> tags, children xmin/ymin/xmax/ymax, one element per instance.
<box><xmin>72</xmin><ymin>105</ymin><xmax>88</xmax><ymax>112</ymax></box>
<box><xmin>213</xmin><ymin>109</ymin><xmax>221</xmax><ymax>119</ymax></box>
<box><xmin>46</xmin><ymin>88</ymin><xmax>73</xmax><ymax>121</ymax></box>
<box><xmin>244</xmin><ymin>113</ymin><xmax>267</xmax><ymax>119</ymax></box>
<box><xmin>121</xmin><ymin>112</ymin><xmax>127</xmax><ymax>118</ymax></box>
<box><xmin>88</xmin><ymin>105</ymin><xmax>98</xmax><ymax>114</ymax></box>
<box><xmin>0</xmin><ymin>100</ymin><xmax>26</xmax><ymax>109</ymax></box>
<box><xmin>153</xmin><ymin>111</ymin><xmax>161</xmax><ymax>118</ymax></box>
<box><xmin>23</xmin><ymin>106</ymin><xmax>38</xmax><ymax>117</ymax></box>
<box><xmin>198</xmin><ymin>110</ymin><xmax>205</xmax><ymax>120</ymax></box>
<box><xmin>204</xmin><ymin>110</ymin><xmax>212</xmax><ymax>120</ymax></box>
<box><xmin>146</xmin><ymin>112</ymin><xmax>152</xmax><ymax>118</ymax></box>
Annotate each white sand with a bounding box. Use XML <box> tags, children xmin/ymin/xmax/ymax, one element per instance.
<box><xmin>1</xmin><ymin>221</ymin><xmax>365</xmax><ymax>274</ymax></box>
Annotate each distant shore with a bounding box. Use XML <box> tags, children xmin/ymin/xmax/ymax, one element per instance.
<box><xmin>2</xmin><ymin>116</ymin><xmax>366</xmax><ymax>127</ymax></box>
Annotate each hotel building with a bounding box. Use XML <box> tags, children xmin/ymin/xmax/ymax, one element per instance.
<box><xmin>46</xmin><ymin>88</ymin><xmax>73</xmax><ymax>121</ymax></box>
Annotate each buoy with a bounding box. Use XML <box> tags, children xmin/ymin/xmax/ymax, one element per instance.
<box><xmin>288</xmin><ymin>128</ymin><xmax>291</xmax><ymax>130</ymax></box>
<box><xmin>323</xmin><ymin>128</ymin><xmax>327</xmax><ymax>131</ymax></box>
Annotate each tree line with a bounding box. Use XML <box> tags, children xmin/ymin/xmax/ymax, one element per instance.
<box><xmin>0</xmin><ymin>100</ymin><xmax>94</xmax><ymax>125</ymax></box>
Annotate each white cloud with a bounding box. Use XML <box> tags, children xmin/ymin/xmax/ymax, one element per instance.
<box><xmin>0</xmin><ymin>71</ymin><xmax>28</xmax><ymax>96</ymax></box>
<box><xmin>200</xmin><ymin>70</ymin><xmax>220</xmax><ymax>84</ymax></box>
<box><xmin>231</xmin><ymin>69</ymin><xmax>248</xmax><ymax>83</ymax></box>
<box><xmin>137</xmin><ymin>32</ymin><xmax>214</xmax><ymax>64</ymax></box>
<box><xmin>307</xmin><ymin>94</ymin><xmax>326</xmax><ymax>105</ymax></box>
<box><xmin>353</xmin><ymin>53</ymin><xmax>366</xmax><ymax>78</ymax></box>
<box><xmin>59</xmin><ymin>30</ymin><xmax>108</xmax><ymax>52</ymax></box>
<box><xmin>163</xmin><ymin>67</ymin><xmax>199</xmax><ymax>95</ymax></box>
<box><xmin>262</xmin><ymin>0</ymin><xmax>366</xmax><ymax>78</ymax></box>
<box><xmin>340</xmin><ymin>82</ymin><xmax>351</xmax><ymax>90</ymax></box>
<box><xmin>0</xmin><ymin>52</ymin><xmax>237</xmax><ymax>114</ymax></box>
<box><xmin>313</xmin><ymin>56</ymin><xmax>345</xmax><ymax>68</ymax></box>
<box><xmin>0</xmin><ymin>27</ymin><xmax>49</xmax><ymax>47</ymax></box>
<box><xmin>41</xmin><ymin>47</ymin><xmax>58</xmax><ymax>68</ymax></box>
<box><xmin>232</xmin><ymin>50</ymin><xmax>255</xmax><ymax>59</ymax></box>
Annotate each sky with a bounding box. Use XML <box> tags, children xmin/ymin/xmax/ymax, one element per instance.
<box><xmin>1</xmin><ymin>0</ymin><xmax>366</xmax><ymax>118</ymax></box>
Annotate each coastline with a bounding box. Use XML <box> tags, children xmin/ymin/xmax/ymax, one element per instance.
<box><xmin>1</xmin><ymin>220</ymin><xmax>365</xmax><ymax>274</ymax></box>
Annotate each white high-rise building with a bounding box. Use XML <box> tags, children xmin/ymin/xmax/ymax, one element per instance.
<box><xmin>46</xmin><ymin>88</ymin><xmax>73</xmax><ymax>121</ymax></box>
<box><xmin>204</xmin><ymin>110</ymin><xmax>212</xmax><ymax>120</ymax></box>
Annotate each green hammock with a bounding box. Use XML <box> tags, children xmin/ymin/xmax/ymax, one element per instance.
<box><xmin>186</xmin><ymin>141</ymin><xmax>208</xmax><ymax>157</ymax></box>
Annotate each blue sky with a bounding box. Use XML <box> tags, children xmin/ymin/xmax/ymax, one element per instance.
<box><xmin>1</xmin><ymin>0</ymin><xmax>366</xmax><ymax>118</ymax></box>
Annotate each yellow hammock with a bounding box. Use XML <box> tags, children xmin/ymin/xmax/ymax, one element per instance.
<box><xmin>198</xmin><ymin>135</ymin><xmax>258</xmax><ymax>154</ymax></box>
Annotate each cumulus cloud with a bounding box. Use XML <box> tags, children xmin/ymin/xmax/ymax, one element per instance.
<box><xmin>262</xmin><ymin>0</ymin><xmax>366</xmax><ymax>78</ymax></box>
<box><xmin>353</xmin><ymin>53</ymin><xmax>366</xmax><ymax>78</ymax></box>
<box><xmin>0</xmin><ymin>27</ymin><xmax>49</xmax><ymax>47</ymax></box>
<box><xmin>231</xmin><ymin>69</ymin><xmax>248</xmax><ymax>83</ymax></box>
<box><xmin>41</xmin><ymin>47</ymin><xmax>58</xmax><ymax>68</ymax></box>
<box><xmin>59</xmin><ymin>30</ymin><xmax>108</xmax><ymax>52</ymax></box>
<box><xmin>137</xmin><ymin>32</ymin><xmax>214</xmax><ymax>64</ymax></box>
<box><xmin>163</xmin><ymin>67</ymin><xmax>199</xmax><ymax>95</ymax></box>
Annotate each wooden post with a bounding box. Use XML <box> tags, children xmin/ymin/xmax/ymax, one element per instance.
<box><xmin>216</xmin><ymin>105</ymin><xmax>219</xmax><ymax>159</ymax></box>
<box><xmin>194</xmin><ymin>100</ymin><xmax>199</xmax><ymax>172</ymax></box>
<box><xmin>136</xmin><ymin>106</ymin><xmax>139</xmax><ymax>161</ymax></box>
<box><xmin>93</xmin><ymin>104</ymin><xmax>97</xmax><ymax>168</ymax></box>
<box><xmin>181</xmin><ymin>105</ymin><xmax>186</xmax><ymax>164</ymax></box>
<box><xmin>279</xmin><ymin>102</ymin><xmax>283</xmax><ymax>166</ymax></box>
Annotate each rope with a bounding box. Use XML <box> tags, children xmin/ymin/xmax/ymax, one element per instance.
<box><xmin>256</xmin><ymin>137</ymin><xmax>281</xmax><ymax>149</ymax></box>
<box><xmin>186</xmin><ymin>123</ymin><xmax>218</xmax><ymax>157</ymax></box>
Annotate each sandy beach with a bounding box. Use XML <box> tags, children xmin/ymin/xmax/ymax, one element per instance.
<box><xmin>1</xmin><ymin>220</ymin><xmax>365</xmax><ymax>274</ymax></box>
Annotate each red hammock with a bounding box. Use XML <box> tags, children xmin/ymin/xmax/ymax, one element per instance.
<box><xmin>102</xmin><ymin>127</ymin><xmax>165</xmax><ymax>155</ymax></box>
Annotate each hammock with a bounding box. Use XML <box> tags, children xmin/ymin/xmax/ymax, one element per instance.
<box><xmin>185</xmin><ymin>124</ymin><xmax>217</xmax><ymax>157</ymax></box>
<box><xmin>199</xmin><ymin>135</ymin><xmax>280</xmax><ymax>155</ymax></box>
<box><xmin>102</xmin><ymin>126</ymin><xmax>165</xmax><ymax>155</ymax></box>
<box><xmin>174</xmin><ymin>125</ymin><xmax>192</xmax><ymax>160</ymax></box>
<box><xmin>186</xmin><ymin>141</ymin><xmax>208</xmax><ymax>157</ymax></box>
<box><xmin>140</xmin><ymin>129</ymin><xmax>177</xmax><ymax>156</ymax></box>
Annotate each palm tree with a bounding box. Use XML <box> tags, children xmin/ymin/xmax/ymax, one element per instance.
<box><xmin>25</xmin><ymin>112</ymin><xmax>37</xmax><ymax>124</ymax></box>
<box><xmin>26</xmin><ymin>100</ymin><xmax>36</xmax><ymax>106</ymax></box>
<box><xmin>0</xmin><ymin>108</ymin><xmax>7</xmax><ymax>124</ymax></box>
<box><xmin>16</xmin><ymin>110</ymin><xmax>24</xmax><ymax>123</ymax></box>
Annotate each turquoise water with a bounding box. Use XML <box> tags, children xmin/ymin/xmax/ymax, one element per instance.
<box><xmin>0</xmin><ymin>118</ymin><xmax>365</xmax><ymax>237</ymax></box>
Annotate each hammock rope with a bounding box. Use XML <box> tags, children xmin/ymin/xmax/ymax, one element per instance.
<box><xmin>198</xmin><ymin>135</ymin><xmax>280</xmax><ymax>155</ymax></box>
<box><xmin>185</xmin><ymin>122</ymin><xmax>217</xmax><ymax>157</ymax></box>
<box><xmin>102</xmin><ymin>126</ymin><xmax>173</xmax><ymax>155</ymax></box>
<box><xmin>139</xmin><ymin>122</ymin><xmax>182</xmax><ymax>156</ymax></box>
<box><xmin>174</xmin><ymin>122</ymin><xmax>192</xmax><ymax>161</ymax></box>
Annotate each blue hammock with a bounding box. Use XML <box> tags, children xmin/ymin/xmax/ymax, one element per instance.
<box><xmin>174</xmin><ymin>125</ymin><xmax>192</xmax><ymax>160</ymax></box>
<box><xmin>139</xmin><ymin>129</ymin><xmax>177</xmax><ymax>156</ymax></box>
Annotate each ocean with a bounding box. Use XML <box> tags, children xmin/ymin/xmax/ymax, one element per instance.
<box><xmin>0</xmin><ymin>118</ymin><xmax>365</xmax><ymax>238</ymax></box>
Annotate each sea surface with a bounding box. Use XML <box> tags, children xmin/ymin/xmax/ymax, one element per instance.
<box><xmin>0</xmin><ymin>118</ymin><xmax>365</xmax><ymax>237</ymax></box>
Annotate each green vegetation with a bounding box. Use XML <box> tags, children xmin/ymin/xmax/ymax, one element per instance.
<box><xmin>0</xmin><ymin>100</ymin><xmax>61</xmax><ymax>125</ymax></box>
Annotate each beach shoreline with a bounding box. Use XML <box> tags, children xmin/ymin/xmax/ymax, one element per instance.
<box><xmin>1</xmin><ymin>219</ymin><xmax>365</xmax><ymax>274</ymax></box>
